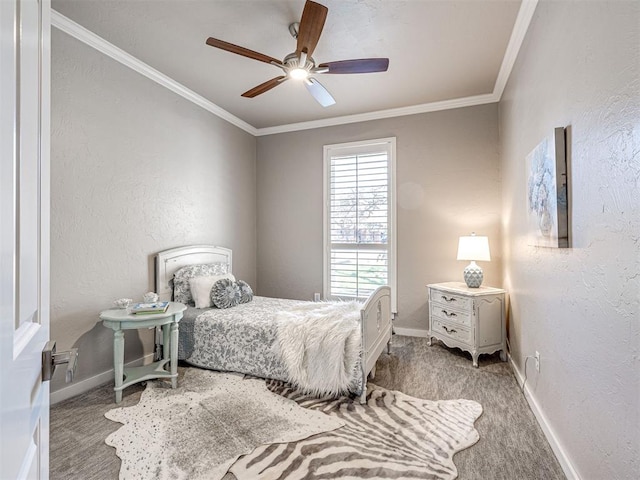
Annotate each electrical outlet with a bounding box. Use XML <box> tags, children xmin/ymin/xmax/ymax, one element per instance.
<box><xmin>535</xmin><ymin>351</ymin><xmax>540</xmax><ymax>372</ymax></box>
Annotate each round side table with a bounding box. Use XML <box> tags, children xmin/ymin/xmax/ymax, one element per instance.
<box><xmin>100</xmin><ymin>302</ymin><xmax>186</xmax><ymax>403</ymax></box>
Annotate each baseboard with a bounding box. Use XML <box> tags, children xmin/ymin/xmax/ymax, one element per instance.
<box><xmin>50</xmin><ymin>353</ymin><xmax>155</xmax><ymax>405</ymax></box>
<box><xmin>508</xmin><ymin>353</ymin><xmax>581</xmax><ymax>480</ymax></box>
<box><xmin>393</xmin><ymin>327</ymin><xmax>429</xmax><ymax>337</ymax></box>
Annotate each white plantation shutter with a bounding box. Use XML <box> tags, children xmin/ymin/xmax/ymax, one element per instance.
<box><xmin>323</xmin><ymin>138</ymin><xmax>396</xmax><ymax>312</ymax></box>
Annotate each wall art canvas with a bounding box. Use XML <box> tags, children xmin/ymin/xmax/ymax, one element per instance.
<box><xmin>526</xmin><ymin>127</ymin><xmax>569</xmax><ymax>248</ymax></box>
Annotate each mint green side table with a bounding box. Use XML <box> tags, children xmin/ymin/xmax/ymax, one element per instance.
<box><xmin>100</xmin><ymin>302</ymin><xmax>186</xmax><ymax>403</ymax></box>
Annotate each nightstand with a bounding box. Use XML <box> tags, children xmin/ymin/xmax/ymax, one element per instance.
<box><xmin>100</xmin><ymin>302</ymin><xmax>186</xmax><ymax>403</ymax></box>
<box><xmin>427</xmin><ymin>282</ymin><xmax>506</xmax><ymax>367</ymax></box>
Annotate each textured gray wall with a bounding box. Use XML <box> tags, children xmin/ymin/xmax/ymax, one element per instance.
<box><xmin>499</xmin><ymin>1</ymin><xmax>639</xmax><ymax>478</ymax></box>
<box><xmin>256</xmin><ymin>104</ymin><xmax>502</xmax><ymax>332</ymax></box>
<box><xmin>50</xmin><ymin>30</ymin><xmax>257</xmax><ymax>393</ymax></box>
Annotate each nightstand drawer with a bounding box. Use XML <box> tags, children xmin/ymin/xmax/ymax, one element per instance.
<box><xmin>431</xmin><ymin>319</ymin><xmax>472</xmax><ymax>344</ymax></box>
<box><xmin>430</xmin><ymin>303</ymin><xmax>471</xmax><ymax>327</ymax></box>
<box><xmin>429</xmin><ymin>289</ymin><xmax>472</xmax><ymax>311</ymax></box>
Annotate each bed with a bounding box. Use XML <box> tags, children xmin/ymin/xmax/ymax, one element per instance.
<box><xmin>154</xmin><ymin>245</ymin><xmax>393</xmax><ymax>403</ymax></box>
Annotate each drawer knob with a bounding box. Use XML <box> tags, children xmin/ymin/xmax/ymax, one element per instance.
<box><xmin>442</xmin><ymin>325</ymin><xmax>457</xmax><ymax>334</ymax></box>
<box><xmin>441</xmin><ymin>295</ymin><xmax>456</xmax><ymax>303</ymax></box>
<box><xmin>442</xmin><ymin>310</ymin><xmax>457</xmax><ymax>318</ymax></box>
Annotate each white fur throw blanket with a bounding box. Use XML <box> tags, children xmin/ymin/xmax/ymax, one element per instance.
<box><xmin>275</xmin><ymin>301</ymin><xmax>362</xmax><ymax>397</ymax></box>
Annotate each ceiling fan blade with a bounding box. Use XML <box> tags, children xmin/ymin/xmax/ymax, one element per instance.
<box><xmin>296</xmin><ymin>0</ymin><xmax>328</xmax><ymax>58</ymax></box>
<box><xmin>304</xmin><ymin>77</ymin><xmax>335</xmax><ymax>107</ymax></box>
<box><xmin>241</xmin><ymin>76</ymin><xmax>288</xmax><ymax>98</ymax></box>
<box><xmin>206</xmin><ymin>37</ymin><xmax>283</xmax><ymax>66</ymax></box>
<box><xmin>317</xmin><ymin>58</ymin><xmax>389</xmax><ymax>74</ymax></box>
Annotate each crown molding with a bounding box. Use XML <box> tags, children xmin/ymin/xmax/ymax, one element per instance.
<box><xmin>255</xmin><ymin>0</ymin><xmax>538</xmax><ymax>136</ymax></box>
<box><xmin>51</xmin><ymin>1</ymin><xmax>538</xmax><ymax>138</ymax></box>
<box><xmin>493</xmin><ymin>0</ymin><xmax>539</xmax><ymax>99</ymax></box>
<box><xmin>254</xmin><ymin>93</ymin><xmax>499</xmax><ymax>136</ymax></box>
<box><xmin>51</xmin><ymin>10</ymin><xmax>258</xmax><ymax>136</ymax></box>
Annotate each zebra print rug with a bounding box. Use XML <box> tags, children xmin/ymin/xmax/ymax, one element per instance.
<box><xmin>229</xmin><ymin>381</ymin><xmax>482</xmax><ymax>480</ymax></box>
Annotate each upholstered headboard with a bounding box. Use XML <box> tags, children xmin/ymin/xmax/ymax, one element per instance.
<box><xmin>154</xmin><ymin>245</ymin><xmax>232</xmax><ymax>302</ymax></box>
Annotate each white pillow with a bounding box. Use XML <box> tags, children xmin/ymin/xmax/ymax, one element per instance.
<box><xmin>189</xmin><ymin>274</ymin><xmax>235</xmax><ymax>309</ymax></box>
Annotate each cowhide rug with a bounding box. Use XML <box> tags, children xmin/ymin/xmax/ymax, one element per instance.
<box><xmin>229</xmin><ymin>380</ymin><xmax>483</xmax><ymax>480</ymax></box>
<box><xmin>104</xmin><ymin>368</ymin><xmax>344</xmax><ymax>480</ymax></box>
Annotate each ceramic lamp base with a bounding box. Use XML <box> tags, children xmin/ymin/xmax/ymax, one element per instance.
<box><xmin>463</xmin><ymin>261</ymin><xmax>484</xmax><ymax>288</ymax></box>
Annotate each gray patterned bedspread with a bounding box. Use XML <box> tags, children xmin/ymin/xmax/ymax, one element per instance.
<box><xmin>180</xmin><ymin>297</ymin><xmax>306</xmax><ymax>380</ymax></box>
<box><xmin>176</xmin><ymin>305</ymin><xmax>203</xmax><ymax>360</ymax></box>
<box><xmin>177</xmin><ymin>296</ymin><xmax>362</xmax><ymax>393</ymax></box>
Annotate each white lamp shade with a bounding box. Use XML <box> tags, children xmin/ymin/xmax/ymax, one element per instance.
<box><xmin>457</xmin><ymin>235</ymin><xmax>491</xmax><ymax>262</ymax></box>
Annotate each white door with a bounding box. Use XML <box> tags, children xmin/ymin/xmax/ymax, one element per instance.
<box><xmin>0</xmin><ymin>0</ymin><xmax>51</xmax><ymax>478</ymax></box>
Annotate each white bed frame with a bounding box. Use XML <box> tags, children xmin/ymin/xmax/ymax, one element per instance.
<box><xmin>154</xmin><ymin>245</ymin><xmax>393</xmax><ymax>403</ymax></box>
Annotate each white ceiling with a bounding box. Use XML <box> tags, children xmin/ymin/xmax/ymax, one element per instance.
<box><xmin>52</xmin><ymin>0</ymin><xmax>526</xmax><ymax>134</ymax></box>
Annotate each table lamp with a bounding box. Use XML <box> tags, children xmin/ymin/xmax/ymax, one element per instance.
<box><xmin>457</xmin><ymin>233</ymin><xmax>491</xmax><ymax>288</ymax></box>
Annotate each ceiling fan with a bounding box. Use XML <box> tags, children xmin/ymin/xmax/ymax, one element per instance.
<box><xmin>205</xmin><ymin>0</ymin><xmax>389</xmax><ymax>107</ymax></box>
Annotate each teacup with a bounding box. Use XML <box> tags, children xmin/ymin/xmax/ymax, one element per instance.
<box><xmin>143</xmin><ymin>292</ymin><xmax>159</xmax><ymax>303</ymax></box>
<box><xmin>114</xmin><ymin>298</ymin><xmax>133</xmax><ymax>309</ymax></box>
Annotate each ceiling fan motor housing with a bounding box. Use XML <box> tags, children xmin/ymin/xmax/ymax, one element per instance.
<box><xmin>283</xmin><ymin>52</ymin><xmax>314</xmax><ymax>73</ymax></box>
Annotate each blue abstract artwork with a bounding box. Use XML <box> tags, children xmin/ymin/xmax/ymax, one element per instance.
<box><xmin>526</xmin><ymin>127</ymin><xmax>569</xmax><ymax>248</ymax></box>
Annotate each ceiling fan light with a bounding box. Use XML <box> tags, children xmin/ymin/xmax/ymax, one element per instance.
<box><xmin>289</xmin><ymin>67</ymin><xmax>309</xmax><ymax>80</ymax></box>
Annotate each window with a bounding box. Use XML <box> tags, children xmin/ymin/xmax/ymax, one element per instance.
<box><xmin>323</xmin><ymin>138</ymin><xmax>396</xmax><ymax>312</ymax></box>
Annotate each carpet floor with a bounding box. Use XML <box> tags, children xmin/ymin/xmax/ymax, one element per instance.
<box><xmin>50</xmin><ymin>335</ymin><xmax>566</xmax><ymax>479</ymax></box>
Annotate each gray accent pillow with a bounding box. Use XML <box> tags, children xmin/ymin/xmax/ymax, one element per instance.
<box><xmin>210</xmin><ymin>278</ymin><xmax>241</xmax><ymax>309</ymax></box>
<box><xmin>190</xmin><ymin>274</ymin><xmax>236</xmax><ymax>309</ymax></box>
<box><xmin>236</xmin><ymin>280</ymin><xmax>253</xmax><ymax>304</ymax></box>
<box><xmin>173</xmin><ymin>263</ymin><xmax>228</xmax><ymax>305</ymax></box>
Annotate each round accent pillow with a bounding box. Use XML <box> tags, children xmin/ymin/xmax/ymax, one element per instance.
<box><xmin>236</xmin><ymin>280</ymin><xmax>253</xmax><ymax>304</ymax></box>
<box><xmin>210</xmin><ymin>278</ymin><xmax>240</xmax><ymax>309</ymax></box>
